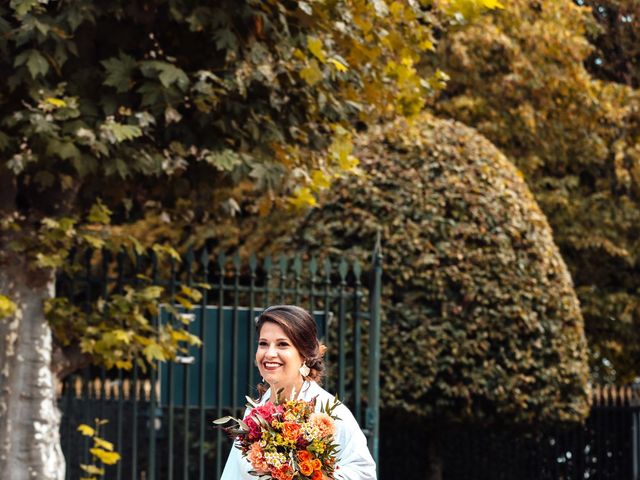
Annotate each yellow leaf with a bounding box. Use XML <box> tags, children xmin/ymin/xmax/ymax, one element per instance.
<box><xmin>45</xmin><ymin>97</ymin><xmax>67</xmax><ymax>108</ymax></box>
<box><xmin>180</xmin><ymin>285</ymin><xmax>203</xmax><ymax>302</ymax></box>
<box><xmin>339</xmin><ymin>155</ymin><xmax>360</xmax><ymax>172</ymax></box>
<box><xmin>114</xmin><ymin>360</ymin><xmax>133</xmax><ymax>370</ymax></box>
<box><xmin>90</xmin><ymin>448</ymin><xmax>121</xmax><ymax>465</ymax></box>
<box><xmin>0</xmin><ymin>295</ymin><xmax>17</xmax><ymax>319</ymax></box>
<box><xmin>289</xmin><ymin>187</ymin><xmax>317</xmax><ymax>210</ymax></box>
<box><xmin>112</xmin><ymin>329</ymin><xmax>134</xmax><ymax>344</ymax></box>
<box><xmin>307</xmin><ymin>36</ymin><xmax>326</xmax><ymax>63</ymax></box>
<box><xmin>300</xmin><ymin>61</ymin><xmax>323</xmax><ymax>86</ymax></box>
<box><xmin>143</xmin><ymin>343</ymin><xmax>167</xmax><ymax>363</ymax></box>
<box><xmin>171</xmin><ymin>329</ymin><xmax>202</xmax><ymax>346</ymax></box>
<box><xmin>310</xmin><ymin>169</ymin><xmax>331</xmax><ymax>191</ymax></box>
<box><xmin>81</xmin><ymin>234</ymin><xmax>105</xmax><ymax>249</ymax></box>
<box><xmin>328</xmin><ymin>58</ymin><xmax>348</xmax><ymax>72</ymax></box>
<box><xmin>93</xmin><ymin>437</ymin><xmax>114</xmax><ymax>452</ymax></box>
<box><xmin>77</xmin><ymin>424</ymin><xmax>95</xmax><ymax>437</ymax></box>
<box><xmin>80</xmin><ymin>464</ymin><xmax>105</xmax><ymax>475</ymax></box>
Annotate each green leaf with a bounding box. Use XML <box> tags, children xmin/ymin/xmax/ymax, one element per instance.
<box><xmin>46</xmin><ymin>139</ymin><xmax>81</xmax><ymax>161</ymax></box>
<box><xmin>25</xmin><ymin>49</ymin><xmax>49</xmax><ymax>79</ymax></box>
<box><xmin>141</xmin><ymin>61</ymin><xmax>189</xmax><ymax>91</ymax></box>
<box><xmin>100</xmin><ymin>120</ymin><xmax>142</xmax><ymax>144</ymax></box>
<box><xmin>87</xmin><ymin>199</ymin><xmax>112</xmax><ymax>225</ymax></box>
<box><xmin>10</xmin><ymin>0</ymin><xmax>41</xmax><ymax>17</ymax></box>
<box><xmin>101</xmin><ymin>52</ymin><xmax>137</xmax><ymax>93</ymax></box>
<box><xmin>203</xmin><ymin>149</ymin><xmax>242</xmax><ymax>171</ymax></box>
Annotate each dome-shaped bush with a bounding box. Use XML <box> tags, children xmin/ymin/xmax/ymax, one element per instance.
<box><xmin>283</xmin><ymin>114</ymin><xmax>590</xmax><ymax>425</ymax></box>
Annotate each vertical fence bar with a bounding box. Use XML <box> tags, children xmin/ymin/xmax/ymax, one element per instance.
<box><xmin>323</xmin><ymin>258</ymin><xmax>332</xmax><ymax>391</ymax></box>
<box><xmin>82</xmin><ymin>249</ymin><xmax>93</xmax><ymax>468</ymax></box>
<box><xmin>352</xmin><ymin>260</ymin><xmax>362</xmax><ymax>425</ymax></box>
<box><xmin>633</xmin><ymin>393</ymin><xmax>639</xmax><ymax>480</ymax></box>
<box><xmin>114</xmin><ymin>249</ymin><xmax>126</xmax><ymax>480</ymax></box>
<box><xmin>131</xmin><ymin>251</ymin><xmax>142</xmax><ymax>479</ymax></box>
<box><xmin>293</xmin><ymin>255</ymin><xmax>302</xmax><ymax>306</ymax></box>
<box><xmin>215</xmin><ymin>252</ymin><xmax>226</xmax><ymax>480</ymax></box>
<box><xmin>278</xmin><ymin>255</ymin><xmax>287</xmax><ymax>304</ymax></box>
<box><xmin>148</xmin><ymin>250</ymin><xmax>159</xmax><ymax>480</ymax></box>
<box><xmin>198</xmin><ymin>248</ymin><xmax>209</xmax><ymax>480</ymax></box>
<box><xmin>167</xmin><ymin>255</ymin><xmax>177</xmax><ymax>480</ymax></box>
<box><xmin>264</xmin><ymin>256</ymin><xmax>272</xmax><ymax>307</ymax></box>
<box><xmin>309</xmin><ymin>257</ymin><xmax>317</xmax><ymax>320</ymax></box>
<box><xmin>183</xmin><ymin>248</ymin><xmax>195</xmax><ymax>480</ymax></box>
<box><xmin>99</xmin><ymin>249</ymin><xmax>111</xmax><ymax>480</ymax></box>
<box><xmin>248</xmin><ymin>255</ymin><xmax>257</xmax><ymax>393</ymax></box>
<box><xmin>337</xmin><ymin>259</ymin><xmax>347</xmax><ymax>402</ymax></box>
<box><xmin>366</xmin><ymin>236</ymin><xmax>382</xmax><ymax>468</ymax></box>
<box><xmin>232</xmin><ymin>254</ymin><xmax>241</xmax><ymax>419</ymax></box>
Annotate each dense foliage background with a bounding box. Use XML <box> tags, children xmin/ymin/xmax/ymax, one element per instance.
<box><xmin>432</xmin><ymin>0</ymin><xmax>640</xmax><ymax>383</ymax></box>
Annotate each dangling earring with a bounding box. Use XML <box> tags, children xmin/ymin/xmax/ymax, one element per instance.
<box><xmin>299</xmin><ymin>361</ymin><xmax>310</xmax><ymax>377</ymax></box>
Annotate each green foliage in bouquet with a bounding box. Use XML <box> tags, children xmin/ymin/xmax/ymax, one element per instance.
<box><xmin>431</xmin><ymin>0</ymin><xmax>640</xmax><ymax>383</ymax></box>
<box><xmin>266</xmin><ymin>113</ymin><xmax>590</xmax><ymax>426</ymax></box>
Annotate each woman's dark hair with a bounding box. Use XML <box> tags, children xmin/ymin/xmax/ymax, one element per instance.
<box><xmin>255</xmin><ymin>305</ymin><xmax>326</xmax><ymax>397</ymax></box>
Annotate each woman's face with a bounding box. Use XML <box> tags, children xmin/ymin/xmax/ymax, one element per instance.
<box><xmin>256</xmin><ymin>321</ymin><xmax>304</xmax><ymax>390</ymax></box>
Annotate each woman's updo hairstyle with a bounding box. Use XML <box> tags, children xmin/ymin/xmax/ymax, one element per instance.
<box><xmin>255</xmin><ymin>305</ymin><xmax>326</xmax><ymax>385</ymax></box>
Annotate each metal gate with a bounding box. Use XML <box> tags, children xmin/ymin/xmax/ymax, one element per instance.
<box><xmin>58</xmin><ymin>244</ymin><xmax>382</xmax><ymax>479</ymax></box>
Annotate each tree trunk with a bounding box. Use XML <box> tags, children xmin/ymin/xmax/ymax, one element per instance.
<box><xmin>0</xmin><ymin>256</ymin><xmax>65</xmax><ymax>479</ymax></box>
<box><xmin>426</xmin><ymin>435</ymin><xmax>443</xmax><ymax>480</ymax></box>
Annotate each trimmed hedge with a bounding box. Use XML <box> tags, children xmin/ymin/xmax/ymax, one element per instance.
<box><xmin>278</xmin><ymin>114</ymin><xmax>590</xmax><ymax>426</ymax></box>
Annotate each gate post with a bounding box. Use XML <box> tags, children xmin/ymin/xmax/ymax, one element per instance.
<box><xmin>366</xmin><ymin>233</ymin><xmax>382</xmax><ymax>470</ymax></box>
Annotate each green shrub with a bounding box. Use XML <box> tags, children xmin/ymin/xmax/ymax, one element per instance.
<box><xmin>276</xmin><ymin>114</ymin><xmax>590</xmax><ymax>426</ymax></box>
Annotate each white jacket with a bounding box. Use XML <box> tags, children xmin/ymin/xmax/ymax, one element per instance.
<box><xmin>220</xmin><ymin>381</ymin><xmax>377</xmax><ymax>479</ymax></box>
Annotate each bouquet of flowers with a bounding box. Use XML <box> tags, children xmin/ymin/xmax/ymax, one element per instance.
<box><xmin>215</xmin><ymin>391</ymin><xmax>340</xmax><ymax>480</ymax></box>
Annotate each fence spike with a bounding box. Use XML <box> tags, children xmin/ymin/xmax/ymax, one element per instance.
<box><xmin>339</xmin><ymin>258</ymin><xmax>348</xmax><ymax>281</ymax></box>
<box><xmin>186</xmin><ymin>246</ymin><xmax>195</xmax><ymax>266</ymax></box>
<box><xmin>93</xmin><ymin>378</ymin><xmax>102</xmax><ymax>400</ymax></box>
<box><xmin>324</xmin><ymin>258</ymin><xmax>332</xmax><ymax>278</ymax></box>
<box><xmin>143</xmin><ymin>380</ymin><xmax>152</xmax><ymax>401</ymax></box>
<box><xmin>200</xmin><ymin>247</ymin><xmax>210</xmax><ymax>269</ymax></box>
<box><xmin>264</xmin><ymin>255</ymin><xmax>272</xmax><ymax>272</ymax></box>
<box><xmin>309</xmin><ymin>256</ymin><xmax>317</xmax><ymax>277</ymax></box>
<box><xmin>217</xmin><ymin>252</ymin><xmax>226</xmax><ymax>270</ymax></box>
<box><xmin>353</xmin><ymin>260</ymin><xmax>362</xmax><ymax>281</ymax></box>
<box><xmin>123</xmin><ymin>379</ymin><xmax>131</xmax><ymax>400</ymax></box>
<box><xmin>249</xmin><ymin>253</ymin><xmax>257</xmax><ymax>272</ymax></box>
<box><xmin>74</xmin><ymin>377</ymin><xmax>82</xmax><ymax>399</ymax></box>
<box><xmin>233</xmin><ymin>252</ymin><xmax>241</xmax><ymax>270</ymax></box>
<box><xmin>293</xmin><ymin>255</ymin><xmax>302</xmax><ymax>276</ymax></box>
<box><xmin>279</xmin><ymin>254</ymin><xmax>287</xmax><ymax>274</ymax></box>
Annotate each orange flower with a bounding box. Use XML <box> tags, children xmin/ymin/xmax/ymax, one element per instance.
<box><xmin>246</xmin><ymin>443</ymin><xmax>268</xmax><ymax>473</ymax></box>
<box><xmin>274</xmin><ymin>465</ymin><xmax>294</xmax><ymax>480</ymax></box>
<box><xmin>311</xmin><ymin>459</ymin><xmax>322</xmax><ymax>471</ymax></box>
<box><xmin>297</xmin><ymin>450</ymin><xmax>313</xmax><ymax>462</ymax></box>
<box><xmin>310</xmin><ymin>412</ymin><xmax>335</xmax><ymax>438</ymax></box>
<box><xmin>281</xmin><ymin>422</ymin><xmax>301</xmax><ymax>442</ymax></box>
<box><xmin>311</xmin><ymin>470</ymin><xmax>323</xmax><ymax>480</ymax></box>
<box><xmin>299</xmin><ymin>460</ymin><xmax>314</xmax><ymax>476</ymax></box>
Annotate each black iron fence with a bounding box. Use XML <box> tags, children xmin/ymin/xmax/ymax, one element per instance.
<box><xmin>381</xmin><ymin>385</ymin><xmax>640</xmax><ymax>480</ymax></box>
<box><xmin>57</xmin><ymin>245</ymin><xmax>382</xmax><ymax>480</ymax></box>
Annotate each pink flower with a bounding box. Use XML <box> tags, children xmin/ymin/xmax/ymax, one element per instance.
<box><xmin>310</xmin><ymin>412</ymin><xmax>336</xmax><ymax>438</ymax></box>
<box><xmin>244</xmin><ymin>402</ymin><xmax>283</xmax><ymax>441</ymax></box>
<box><xmin>247</xmin><ymin>443</ymin><xmax>269</xmax><ymax>473</ymax></box>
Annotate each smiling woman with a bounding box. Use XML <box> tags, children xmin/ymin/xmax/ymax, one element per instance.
<box><xmin>220</xmin><ymin>305</ymin><xmax>376</xmax><ymax>480</ymax></box>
